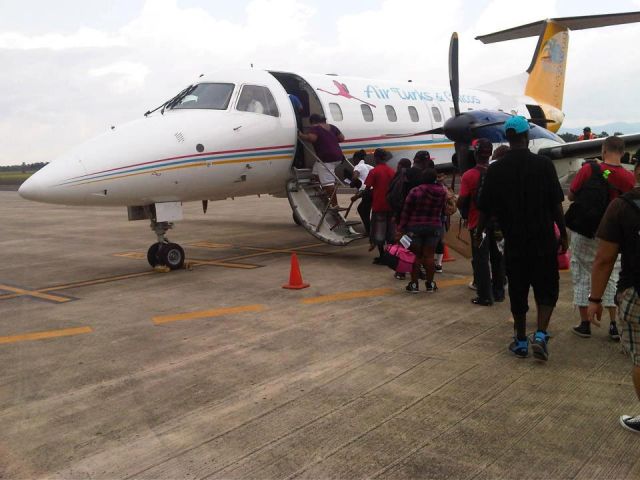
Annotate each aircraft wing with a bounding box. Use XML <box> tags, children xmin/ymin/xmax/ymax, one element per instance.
<box><xmin>538</xmin><ymin>133</ymin><xmax>640</xmax><ymax>162</ymax></box>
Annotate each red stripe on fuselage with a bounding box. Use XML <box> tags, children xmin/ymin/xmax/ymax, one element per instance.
<box><xmin>70</xmin><ymin>144</ymin><xmax>296</xmax><ymax>180</ymax></box>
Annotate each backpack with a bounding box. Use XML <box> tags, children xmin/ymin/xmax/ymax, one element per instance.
<box><xmin>386</xmin><ymin>168</ymin><xmax>408</xmax><ymax>213</ymax></box>
<box><xmin>459</xmin><ymin>166</ymin><xmax>486</xmax><ymax>220</ymax></box>
<box><xmin>619</xmin><ymin>193</ymin><xmax>640</xmax><ymax>292</ymax></box>
<box><xmin>565</xmin><ymin>162</ymin><xmax>615</xmax><ymax>238</ymax></box>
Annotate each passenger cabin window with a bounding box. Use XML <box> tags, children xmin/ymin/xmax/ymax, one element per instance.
<box><xmin>361</xmin><ymin>104</ymin><xmax>374</xmax><ymax>122</ymax></box>
<box><xmin>172</xmin><ymin>83</ymin><xmax>234</xmax><ymax>110</ymax></box>
<box><xmin>431</xmin><ymin>106</ymin><xmax>443</xmax><ymax>123</ymax></box>
<box><xmin>329</xmin><ymin>103</ymin><xmax>343</xmax><ymax>121</ymax></box>
<box><xmin>236</xmin><ymin>85</ymin><xmax>279</xmax><ymax>117</ymax></box>
<box><xmin>385</xmin><ymin>105</ymin><xmax>397</xmax><ymax>122</ymax></box>
<box><xmin>408</xmin><ymin>106</ymin><xmax>419</xmax><ymax>122</ymax></box>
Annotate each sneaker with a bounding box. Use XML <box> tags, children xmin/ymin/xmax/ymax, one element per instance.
<box><xmin>471</xmin><ymin>297</ymin><xmax>492</xmax><ymax>306</ymax></box>
<box><xmin>434</xmin><ymin>264</ymin><xmax>443</xmax><ymax>274</ymax></box>
<box><xmin>572</xmin><ymin>323</ymin><xmax>591</xmax><ymax>338</ymax></box>
<box><xmin>619</xmin><ymin>415</ymin><xmax>640</xmax><ymax>433</ymax></box>
<box><xmin>468</xmin><ymin>282</ymin><xmax>477</xmax><ymax>291</ymax></box>
<box><xmin>425</xmin><ymin>281</ymin><xmax>438</xmax><ymax>293</ymax></box>
<box><xmin>405</xmin><ymin>281</ymin><xmax>419</xmax><ymax>293</ymax></box>
<box><xmin>493</xmin><ymin>292</ymin><xmax>505</xmax><ymax>302</ymax></box>
<box><xmin>528</xmin><ymin>331</ymin><xmax>551</xmax><ymax>344</ymax></box>
<box><xmin>509</xmin><ymin>338</ymin><xmax>528</xmax><ymax>358</ymax></box>
<box><xmin>609</xmin><ymin>322</ymin><xmax>621</xmax><ymax>342</ymax></box>
<box><xmin>394</xmin><ymin>272</ymin><xmax>406</xmax><ymax>280</ymax></box>
<box><xmin>531</xmin><ymin>331</ymin><xmax>549</xmax><ymax>361</ymax></box>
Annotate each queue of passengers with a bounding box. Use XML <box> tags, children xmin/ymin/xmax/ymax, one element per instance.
<box><xmin>300</xmin><ymin>115</ymin><xmax>640</xmax><ymax>434</ymax></box>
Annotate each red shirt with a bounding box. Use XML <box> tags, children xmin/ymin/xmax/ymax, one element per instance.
<box><xmin>459</xmin><ymin>165</ymin><xmax>487</xmax><ymax>229</ymax></box>
<box><xmin>570</xmin><ymin>162</ymin><xmax>635</xmax><ymax>201</ymax></box>
<box><xmin>365</xmin><ymin>163</ymin><xmax>395</xmax><ymax>212</ymax></box>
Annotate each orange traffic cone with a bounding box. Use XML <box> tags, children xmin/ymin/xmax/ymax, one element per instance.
<box><xmin>442</xmin><ymin>244</ymin><xmax>455</xmax><ymax>262</ymax></box>
<box><xmin>283</xmin><ymin>252</ymin><xmax>310</xmax><ymax>289</ymax></box>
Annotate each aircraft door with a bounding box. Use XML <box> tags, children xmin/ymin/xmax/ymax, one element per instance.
<box><xmin>230</xmin><ymin>84</ymin><xmax>296</xmax><ymax>196</ymax></box>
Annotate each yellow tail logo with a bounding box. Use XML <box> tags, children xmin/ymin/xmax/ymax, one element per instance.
<box><xmin>525</xmin><ymin>22</ymin><xmax>569</xmax><ymax>112</ymax></box>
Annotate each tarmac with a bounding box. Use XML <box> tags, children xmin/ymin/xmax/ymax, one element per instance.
<box><xmin>1</xmin><ymin>190</ymin><xmax>639</xmax><ymax>479</ymax></box>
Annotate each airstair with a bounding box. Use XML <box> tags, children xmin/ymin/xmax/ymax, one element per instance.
<box><xmin>286</xmin><ymin>144</ymin><xmax>367</xmax><ymax>246</ymax></box>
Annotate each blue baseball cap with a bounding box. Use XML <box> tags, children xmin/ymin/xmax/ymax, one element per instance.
<box><xmin>504</xmin><ymin>116</ymin><xmax>530</xmax><ymax>134</ymax></box>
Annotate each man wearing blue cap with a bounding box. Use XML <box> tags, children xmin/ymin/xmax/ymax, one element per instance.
<box><xmin>477</xmin><ymin>116</ymin><xmax>568</xmax><ymax>361</ymax></box>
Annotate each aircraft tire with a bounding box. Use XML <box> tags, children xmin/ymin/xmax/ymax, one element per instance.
<box><xmin>159</xmin><ymin>242</ymin><xmax>185</xmax><ymax>270</ymax></box>
<box><xmin>147</xmin><ymin>243</ymin><xmax>162</xmax><ymax>267</ymax></box>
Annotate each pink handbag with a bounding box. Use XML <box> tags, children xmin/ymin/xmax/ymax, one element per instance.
<box><xmin>387</xmin><ymin>244</ymin><xmax>416</xmax><ymax>273</ymax></box>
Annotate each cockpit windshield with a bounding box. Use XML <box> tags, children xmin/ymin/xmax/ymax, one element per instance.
<box><xmin>171</xmin><ymin>83</ymin><xmax>235</xmax><ymax>110</ymax></box>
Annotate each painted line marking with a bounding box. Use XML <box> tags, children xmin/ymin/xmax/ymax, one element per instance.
<box><xmin>300</xmin><ymin>277</ymin><xmax>473</xmax><ymax>305</ymax></box>
<box><xmin>302</xmin><ymin>288</ymin><xmax>394</xmax><ymax>305</ymax></box>
<box><xmin>0</xmin><ymin>242</ymin><xmax>330</xmax><ymax>304</ymax></box>
<box><xmin>435</xmin><ymin>277</ymin><xmax>474</xmax><ymax>288</ymax></box>
<box><xmin>0</xmin><ymin>284</ymin><xmax>72</xmax><ymax>303</ymax></box>
<box><xmin>0</xmin><ymin>326</ymin><xmax>92</xmax><ymax>345</ymax></box>
<box><xmin>113</xmin><ymin>252</ymin><xmax>147</xmax><ymax>259</ymax></box>
<box><xmin>188</xmin><ymin>242</ymin><xmax>233</xmax><ymax>249</ymax></box>
<box><xmin>188</xmin><ymin>259</ymin><xmax>260</xmax><ymax>269</ymax></box>
<box><xmin>153</xmin><ymin>304</ymin><xmax>266</xmax><ymax>325</ymax></box>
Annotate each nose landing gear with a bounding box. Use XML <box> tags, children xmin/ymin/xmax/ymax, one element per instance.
<box><xmin>147</xmin><ymin>220</ymin><xmax>185</xmax><ymax>270</ymax></box>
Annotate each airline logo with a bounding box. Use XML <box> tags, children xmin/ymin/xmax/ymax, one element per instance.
<box><xmin>317</xmin><ymin>80</ymin><xmax>376</xmax><ymax>107</ymax></box>
<box><xmin>540</xmin><ymin>31</ymin><xmax>568</xmax><ymax>72</ymax></box>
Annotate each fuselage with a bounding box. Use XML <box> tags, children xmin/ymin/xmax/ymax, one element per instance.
<box><xmin>19</xmin><ymin>68</ymin><xmax>564</xmax><ymax>206</ymax></box>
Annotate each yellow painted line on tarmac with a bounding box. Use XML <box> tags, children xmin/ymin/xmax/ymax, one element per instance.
<box><xmin>436</xmin><ymin>277</ymin><xmax>474</xmax><ymax>288</ymax></box>
<box><xmin>188</xmin><ymin>259</ymin><xmax>260</xmax><ymax>269</ymax></box>
<box><xmin>0</xmin><ymin>326</ymin><xmax>92</xmax><ymax>345</ymax></box>
<box><xmin>301</xmin><ymin>277</ymin><xmax>473</xmax><ymax>305</ymax></box>
<box><xmin>113</xmin><ymin>252</ymin><xmax>147</xmax><ymax>259</ymax></box>
<box><xmin>302</xmin><ymin>288</ymin><xmax>394</xmax><ymax>305</ymax></box>
<box><xmin>188</xmin><ymin>241</ymin><xmax>233</xmax><ymax>249</ymax></box>
<box><xmin>38</xmin><ymin>271</ymin><xmax>156</xmax><ymax>293</ymax></box>
<box><xmin>153</xmin><ymin>304</ymin><xmax>266</xmax><ymax>325</ymax></box>
<box><xmin>0</xmin><ymin>284</ymin><xmax>72</xmax><ymax>303</ymax></box>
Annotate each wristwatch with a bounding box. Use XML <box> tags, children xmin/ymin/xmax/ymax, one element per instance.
<box><xmin>588</xmin><ymin>296</ymin><xmax>602</xmax><ymax>304</ymax></box>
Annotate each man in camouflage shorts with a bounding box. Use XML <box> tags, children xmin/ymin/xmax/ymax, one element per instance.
<box><xmin>588</xmin><ymin>161</ymin><xmax>640</xmax><ymax>433</ymax></box>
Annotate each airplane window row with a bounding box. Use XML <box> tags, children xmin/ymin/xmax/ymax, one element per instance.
<box><xmin>329</xmin><ymin>102</ymin><xmax>449</xmax><ymax>125</ymax></box>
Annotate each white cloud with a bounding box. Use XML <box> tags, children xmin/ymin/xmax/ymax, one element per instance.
<box><xmin>0</xmin><ymin>27</ymin><xmax>125</xmax><ymax>50</ymax></box>
<box><xmin>88</xmin><ymin>61</ymin><xmax>150</xmax><ymax>94</ymax></box>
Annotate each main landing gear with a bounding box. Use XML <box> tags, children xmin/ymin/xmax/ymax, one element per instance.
<box><xmin>147</xmin><ymin>220</ymin><xmax>185</xmax><ymax>270</ymax></box>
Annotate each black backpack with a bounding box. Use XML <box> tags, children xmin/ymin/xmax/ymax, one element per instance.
<box><xmin>565</xmin><ymin>162</ymin><xmax>616</xmax><ymax>238</ymax></box>
<box><xmin>619</xmin><ymin>193</ymin><xmax>640</xmax><ymax>292</ymax></box>
<box><xmin>459</xmin><ymin>166</ymin><xmax>487</xmax><ymax>220</ymax></box>
<box><xmin>386</xmin><ymin>168</ymin><xmax>408</xmax><ymax>213</ymax></box>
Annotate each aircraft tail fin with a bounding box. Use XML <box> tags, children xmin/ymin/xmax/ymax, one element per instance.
<box><xmin>476</xmin><ymin>12</ymin><xmax>640</xmax><ymax>115</ymax></box>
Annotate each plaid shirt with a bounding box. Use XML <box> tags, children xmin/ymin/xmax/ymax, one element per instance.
<box><xmin>398</xmin><ymin>183</ymin><xmax>446</xmax><ymax>231</ymax></box>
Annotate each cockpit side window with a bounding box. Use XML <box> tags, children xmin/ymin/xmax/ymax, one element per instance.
<box><xmin>236</xmin><ymin>85</ymin><xmax>279</xmax><ymax>117</ymax></box>
<box><xmin>172</xmin><ymin>83</ymin><xmax>235</xmax><ymax>110</ymax></box>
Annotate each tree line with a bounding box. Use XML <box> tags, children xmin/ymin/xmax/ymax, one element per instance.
<box><xmin>0</xmin><ymin>162</ymin><xmax>48</xmax><ymax>172</ymax></box>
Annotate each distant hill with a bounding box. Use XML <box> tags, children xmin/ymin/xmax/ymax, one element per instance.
<box><xmin>559</xmin><ymin>122</ymin><xmax>640</xmax><ymax>136</ymax></box>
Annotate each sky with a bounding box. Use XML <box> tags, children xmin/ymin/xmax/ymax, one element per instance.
<box><xmin>1</xmin><ymin>0</ymin><xmax>640</xmax><ymax>166</ymax></box>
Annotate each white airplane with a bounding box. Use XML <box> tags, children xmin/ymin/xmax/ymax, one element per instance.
<box><xmin>19</xmin><ymin>12</ymin><xmax>640</xmax><ymax>269</ymax></box>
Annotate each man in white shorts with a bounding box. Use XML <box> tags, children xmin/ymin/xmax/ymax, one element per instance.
<box><xmin>298</xmin><ymin>113</ymin><xmax>345</xmax><ymax>206</ymax></box>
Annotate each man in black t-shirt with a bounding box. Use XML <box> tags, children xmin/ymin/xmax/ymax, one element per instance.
<box><xmin>477</xmin><ymin>116</ymin><xmax>568</xmax><ymax>361</ymax></box>
<box><xmin>588</xmin><ymin>161</ymin><xmax>640</xmax><ymax>433</ymax></box>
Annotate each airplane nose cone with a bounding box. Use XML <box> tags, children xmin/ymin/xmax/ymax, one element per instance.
<box><xmin>18</xmin><ymin>157</ymin><xmax>88</xmax><ymax>205</ymax></box>
<box><xmin>18</xmin><ymin>171</ymin><xmax>45</xmax><ymax>201</ymax></box>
